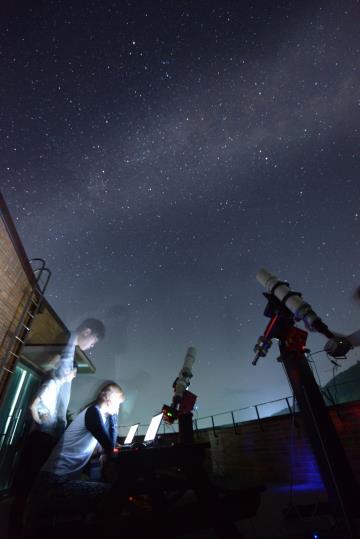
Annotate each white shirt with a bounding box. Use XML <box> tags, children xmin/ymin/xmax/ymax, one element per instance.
<box><xmin>42</xmin><ymin>405</ymin><xmax>109</xmax><ymax>479</ymax></box>
<box><xmin>34</xmin><ymin>333</ymin><xmax>76</xmax><ymax>438</ymax></box>
<box><xmin>36</xmin><ymin>378</ymin><xmax>62</xmax><ymax>427</ymax></box>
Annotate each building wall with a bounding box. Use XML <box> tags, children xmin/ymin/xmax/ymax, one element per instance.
<box><xmin>0</xmin><ymin>216</ymin><xmax>34</xmax><ymax>399</ymax></box>
<box><xmin>190</xmin><ymin>400</ymin><xmax>360</xmax><ymax>488</ymax></box>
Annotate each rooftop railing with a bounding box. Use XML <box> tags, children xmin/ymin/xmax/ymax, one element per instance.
<box><xmin>118</xmin><ymin>377</ymin><xmax>360</xmax><ymax>438</ymax></box>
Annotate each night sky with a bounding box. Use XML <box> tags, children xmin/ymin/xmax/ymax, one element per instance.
<box><xmin>2</xmin><ymin>0</ymin><xmax>360</xmax><ymax>428</ymax></box>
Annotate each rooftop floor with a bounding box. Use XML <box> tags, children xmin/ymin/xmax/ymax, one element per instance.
<box><xmin>1</xmin><ymin>481</ymin><xmax>358</xmax><ymax>539</ymax></box>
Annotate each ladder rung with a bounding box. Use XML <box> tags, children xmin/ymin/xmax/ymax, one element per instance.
<box><xmin>2</xmin><ymin>366</ymin><xmax>14</xmax><ymax>374</ymax></box>
<box><xmin>22</xmin><ymin>323</ymin><xmax>30</xmax><ymax>331</ymax></box>
<box><xmin>26</xmin><ymin>311</ymin><xmax>35</xmax><ymax>319</ymax></box>
<box><xmin>9</xmin><ymin>351</ymin><xmax>20</xmax><ymax>358</ymax></box>
<box><xmin>15</xmin><ymin>336</ymin><xmax>25</xmax><ymax>344</ymax></box>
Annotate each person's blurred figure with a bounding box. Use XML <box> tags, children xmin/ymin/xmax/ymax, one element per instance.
<box><xmin>26</xmin><ymin>383</ymin><xmax>124</xmax><ymax>531</ymax></box>
<box><xmin>8</xmin><ymin>318</ymin><xmax>105</xmax><ymax>539</ymax></box>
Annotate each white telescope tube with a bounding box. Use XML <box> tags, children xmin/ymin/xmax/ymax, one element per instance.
<box><xmin>256</xmin><ymin>269</ymin><xmax>352</xmax><ymax>356</ymax></box>
<box><xmin>256</xmin><ymin>269</ymin><xmax>320</xmax><ymax>330</ymax></box>
<box><xmin>174</xmin><ymin>347</ymin><xmax>196</xmax><ymax>400</ymax></box>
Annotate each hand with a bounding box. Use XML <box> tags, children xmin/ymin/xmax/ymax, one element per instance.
<box><xmin>32</xmin><ymin>410</ymin><xmax>50</xmax><ymax>424</ymax></box>
<box><xmin>30</xmin><ymin>398</ymin><xmax>50</xmax><ymax>424</ymax></box>
<box><xmin>32</xmin><ymin>411</ymin><xmax>43</xmax><ymax>424</ymax></box>
<box><xmin>39</xmin><ymin>411</ymin><xmax>50</xmax><ymax>423</ymax></box>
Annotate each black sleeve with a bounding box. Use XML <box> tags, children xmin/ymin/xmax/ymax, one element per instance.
<box><xmin>85</xmin><ymin>406</ymin><xmax>114</xmax><ymax>455</ymax></box>
<box><xmin>106</xmin><ymin>414</ymin><xmax>117</xmax><ymax>447</ymax></box>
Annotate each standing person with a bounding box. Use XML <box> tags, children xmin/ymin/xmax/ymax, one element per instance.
<box><xmin>8</xmin><ymin>318</ymin><xmax>105</xmax><ymax>539</ymax></box>
<box><xmin>49</xmin><ymin>318</ymin><xmax>106</xmax><ymax>438</ymax></box>
<box><xmin>26</xmin><ymin>383</ymin><xmax>125</xmax><ymax>529</ymax></box>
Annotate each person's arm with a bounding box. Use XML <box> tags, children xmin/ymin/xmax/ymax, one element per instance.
<box><xmin>29</xmin><ymin>380</ymin><xmax>55</xmax><ymax>424</ymax></box>
<box><xmin>59</xmin><ymin>341</ymin><xmax>76</xmax><ymax>370</ymax></box>
<box><xmin>346</xmin><ymin>329</ymin><xmax>360</xmax><ymax>347</ymax></box>
<box><xmin>44</xmin><ymin>353</ymin><xmax>61</xmax><ymax>371</ymax></box>
<box><xmin>106</xmin><ymin>414</ymin><xmax>117</xmax><ymax>447</ymax></box>
<box><xmin>29</xmin><ymin>395</ymin><xmax>45</xmax><ymax>424</ymax></box>
<box><xmin>84</xmin><ymin>406</ymin><xmax>114</xmax><ymax>455</ymax></box>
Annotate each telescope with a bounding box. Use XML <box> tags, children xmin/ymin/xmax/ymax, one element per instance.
<box><xmin>162</xmin><ymin>347</ymin><xmax>197</xmax><ymax>424</ymax></box>
<box><xmin>253</xmin><ymin>269</ymin><xmax>353</xmax><ymax>365</ymax></box>
<box><xmin>252</xmin><ymin>269</ymin><xmax>360</xmax><ymax>537</ymax></box>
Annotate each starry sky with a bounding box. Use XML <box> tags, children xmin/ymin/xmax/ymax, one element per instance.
<box><xmin>1</xmin><ymin>0</ymin><xmax>360</xmax><ymax>428</ymax></box>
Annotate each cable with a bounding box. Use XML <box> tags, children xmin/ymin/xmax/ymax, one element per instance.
<box><xmin>288</xmin><ymin>394</ymin><xmax>297</xmax><ymax>510</ymax></box>
<box><xmin>306</xmin><ymin>350</ymin><xmax>323</xmax><ymax>387</ymax></box>
<box><xmin>327</xmin><ymin>359</ymin><xmax>343</xmax><ymax>422</ymax></box>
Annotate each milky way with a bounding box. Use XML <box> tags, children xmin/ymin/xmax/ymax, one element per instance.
<box><xmin>1</xmin><ymin>0</ymin><xmax>360</xmax><ymax>427</ymax></box>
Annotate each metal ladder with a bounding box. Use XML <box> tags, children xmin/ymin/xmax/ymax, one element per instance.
<box><xmin>0</xmin><ymin>258</ymin><xmax>51</xmax><ymax>376</ymax></box>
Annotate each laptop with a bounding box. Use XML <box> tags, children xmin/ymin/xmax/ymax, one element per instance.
<box><xmin>123</xmin><ymin>423</ymin><xmax>139</xmax><ymax>446</ymax></box>
<box><xmin>143</xmin><ymin>412</ymin><xmax>163</xmax><ymax>446</ymax></box>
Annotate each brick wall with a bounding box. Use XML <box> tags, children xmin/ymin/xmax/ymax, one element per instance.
<box><xmin>190</xmin><ymin>400</ymin><xmax>360</xmax><ymax>488</ymax></box>
<box><xmin>0</xmin><ymin>217</ymin><xmax>34</xmax><ymax>398</ymax></box>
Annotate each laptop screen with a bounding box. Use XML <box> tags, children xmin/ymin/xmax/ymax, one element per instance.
<box><xmin>143</xmin><ymin>412</ymin><xmax>163</xmax><ymax>443</ymax></box>
<box><xmin>124</xmin><ymin>424</ymin><xmax>139</xmax><ymax>445</ymax></box>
